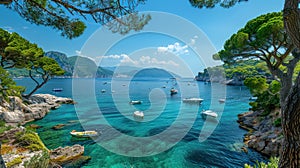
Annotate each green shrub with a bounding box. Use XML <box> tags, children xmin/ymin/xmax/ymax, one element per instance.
<box><xmin>273</xmin><ymin>118</ymin><xmax>282</xmax><ymax>127</ymax></box>
<box><xmin>0</xmin><ymin>120</ymin><xmax>5</xmax><ymax>127</ymax></box>
<box><xmin>260</xmin><ymin>110</ymin><xmax>271</xmax><ymax>117</ymax></box>
<box><xmin>24</xmin><ymin>150</ymin><xmax>50</xmax><ymax>168</ymax></box>
<box><xmin>27</xmin><ymin>144</ymin><xmax>43</xmax><ymax>151</ymax></box>
<box><xmin>0</xmin><ymin>121</ymin><xmax>13</xmax><ymax>135</ymax></box>
<box><xmin>6</xmin><ymin>156</ymin><xmax>22</xmax><ymax>168</ymax></box>
<box><xmin>17</xmin><ymin>130</ymin><xmax>46</xmax><ymax>151</ymax></box>
<box><xmin>244</xmin><ymin>157</ymin><xmax>279</xmax><ymax>168</ymax></box>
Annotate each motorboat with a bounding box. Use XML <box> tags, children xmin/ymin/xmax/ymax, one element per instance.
<box><xmin>201</xmin><ymin>110</ymin><xmax>218</xmax><ymax>118</ymax></box>
<box><xmin>218</xmin><ymin>99</ymin><xmax>226</xmax><ymax>103</ymax></box>
<box><xmin>70</xmin><ymin>130</ymin><xmax>99</xmax><ymax>138</ymax></box>
<box><xmin>133</xmin><ymin>111</ymin><xmax>144</xmax><ymax>119</ymax></box>
<box><xmin>249</xmin><ymin>97</ymin><xmax>258</xmax><ymax>101</ymax></box>
<box><xmin>129</xmin><ymin>100</ymin><xmax>142</xmax><ymax>105</ymax></box>
<box><xmin>101</xmin><ymin>89</ymin><xmax>106</xmax><ymax>93</ymax></box>
<box><xmin>52</xmin><ymin>88</ymin><xmax>63</xmax><ymax>92</ymax></box>
<box><xmin>182</xmin><ymin>98</ymin><xmax>203</xmax><ymax>103</ymax></box>
<box><xmin>170</xmin><ymin>88</ymin><xmax>178</xmax><ymax>95</ymax></box>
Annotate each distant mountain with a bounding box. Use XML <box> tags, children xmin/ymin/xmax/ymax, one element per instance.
<box><xmin>45</xmin><ymin>51</ymin><xmax>73</xmax><ymax>76</ymax></box>
<box><xmin>105</xmin><ymin>66</ymin><xmax>179</xmax><ymax>78</ymax></box>
<box><xmin>45</xmin><ymin>51</ymin><xmax>113</xmax><ymax>78</ymax></box>
<box><xmin>132</xmin><ymin>68</ymin><xmax>177</xmax><ymax>78</ymax></box>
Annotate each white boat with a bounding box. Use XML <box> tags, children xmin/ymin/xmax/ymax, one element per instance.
<box><xmin>101</xmin><ymin>89</ymin><xmax>106</xmax><ymax>93</ymax></box>
<box><xmin>249</xmin><ymin>97</ymin><xmax>258</xmax><ymax>100</ymax></box>
<box><xmin>52</xmin><ymin>88</ymin><xmax>63</xmax><ymax>92</ymax></box>
<box><xmin>129</xmin><ymin>100</ymin><xmax>142</xmax><ymax>105</ymax></box>
<box><xmin>202</xmin><ymin>110</ymin><xmax>218</xmax><ymax>118</ymax></box>
<box><xmin>70</xmin><ymin>130</ymin><xmax>99</xmax><ymax>138</ymax></box>
<box><xmin>182</xmin><ymin>98</ymin><xmax>203</xmax><ymax>103</ymax></box>
<box><xmin>133</xmin><ymin>111</ymin><xmax>144</xmax><ymax>118</ymax></box>
<box><xmin>170</xmin><ymin>88</ymin><xmax>178</xmax><ymax>95</ymax></box>
<box><xmin>218</xmin><ymin>99</ymin><xmax>226</xmax><ymax>103</ymax></box>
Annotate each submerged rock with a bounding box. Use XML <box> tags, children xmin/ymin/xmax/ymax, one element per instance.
<box><xmin>52</xmin><ymin>124</ymin><xmax>65</xmax><ymax>130</ymax></box>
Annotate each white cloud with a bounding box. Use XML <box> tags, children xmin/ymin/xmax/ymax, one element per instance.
<box><xmin>138</xmin><ymin>56</ymin><xmax>179</xmax><ymax>67</ymax></box>
<box><xmin>120</xmin><ymin>55</ymin><xmax>138</xmax><ymax>65</ymax></box>
<box><xmin>157</xmin><ymin>42</ymin><xmax>189</xmax><ymax>55</ymax></box>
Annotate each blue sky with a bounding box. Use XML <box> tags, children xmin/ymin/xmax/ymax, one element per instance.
<box><xmin>0</xmin><ymin>0</ymin><xmax>283</xmax><ymax>76</ymax></box>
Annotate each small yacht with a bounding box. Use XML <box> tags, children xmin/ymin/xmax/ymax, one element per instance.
<box><xmin>218</xmin><ymin>98</ymin><xmax>226</xmax><ymax>103</ymax></box>
<box><xmin>70</xmin><ymin>130</ymin><xmax>99</xmax><ymax>138</ymax></box>
<box><xmin>133</xmin><ymin>111</ymin><xmax>144</xmax><ymax>119</ymax></box>
<box><xmin>129</xmin><ymin>100</ymin><xmax>142</xmax><ymax>105</ymax></box>
<box><xmin>170</xmin><ymin>88</ymin><xmax>178</xmax><ymax>95</ymax></box>
<box><xmin>182</xmin><ymin>98</ymin><xmax>204</xmax><ymax>103</ymax></box>
<box><xmin>52</xmin><ymin>88</ymin><xmax>63</xmax><ymax>92</ymax></box>
<box><xmin>202</xmin><ymin>110</ymin><xmax>218</xmax><ymax>118</ymax></box>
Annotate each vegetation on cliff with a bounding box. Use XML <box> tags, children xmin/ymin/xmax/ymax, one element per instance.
<box><xmin>213</xmin><ymin>12</ymin><xmax>300</xmax><ymax>167</ymax></box>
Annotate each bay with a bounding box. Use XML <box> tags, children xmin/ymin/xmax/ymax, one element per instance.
<box><xmin>17</xmin><ymin>78</ymin><xmax>266</xmax><ymax>168</ymax></box>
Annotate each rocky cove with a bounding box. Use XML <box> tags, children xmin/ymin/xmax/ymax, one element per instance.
<box><xmin>237</xmin><ymin>109</ymin><xmax>283</xmax><ymax>157</ymax></box>
<box><xmin>0</xmin><ymin>94</ymin><xmax>90</xmax><ymax>168</ymax></box>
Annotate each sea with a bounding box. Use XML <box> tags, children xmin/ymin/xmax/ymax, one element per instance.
<box><xmin>15</xmin><ymin>77</ymin><xmax>266</xmax><ymax>168</ymax></box>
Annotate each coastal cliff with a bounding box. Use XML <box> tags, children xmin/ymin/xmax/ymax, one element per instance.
<box><xmin>237</xmin><ymin>110</ymin><xmax>283</xmax><ymax>156</ymax></box>
<box><xmin>0</xmin><ymin>94</ymin><xmax>89</xmax><ymax>168</ymax></box>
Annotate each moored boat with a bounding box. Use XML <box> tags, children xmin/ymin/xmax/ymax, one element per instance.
<box><xmin>70</xmin><ymin>130</ymin><xmax>99</xmax><ymax>138</ymax></box>
<box><xmin>182</xmin><ymin>98</ymin><xmax>203</xmax><ymax>103</ymax></box>
<box><xmin>133</xmin><ymin>111</ymin><xmax>144</xmax><ymax>119</ymax></box>
<box><xmin>130</xmin><ymin>100</ymin><xmax>142</xmax><ymax>105</ymax></box>
<box><xmin>170</xmin><ymin>88</ymin><xmax>178</xmax><ymax>95</ymax></box>
<box><xmin>201</xmin><ymin>110</ymin><xmax>218</xmax><ymax>118</ymax></box>
<box><xmin>218</xmin><ymin>98</ymin><xmax>226</xmax><ymax>103</ymax></box>
<box><xmin>52</xmin><ymin>88</ymin><xmax>63</xmax><ymax>92</ymax></box>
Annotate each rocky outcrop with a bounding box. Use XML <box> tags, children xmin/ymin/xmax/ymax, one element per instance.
<box><xmin>50</xmin><ymin>144</ymin><xmax>91</xmax><ymax>167</ymax></box>
<box><xmin>237</xmin><ymin>110</ymin><xmax>283</xmax><ymax>156</ymax></box>
<box><xmin>0</xmin><ymin>94</ymin><xmax>75</xmax><ymax>126</ymax></box>
<box><xmin>0</xmin><ymin>94</ymin><xmax>89</xmax><ymax>168</ymax></box>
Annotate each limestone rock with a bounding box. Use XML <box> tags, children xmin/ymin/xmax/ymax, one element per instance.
<box><xmin>238</xmin><ymin>110</ymin><xmax>283</xmax><ymax>157</ymax></box>
<box><xmin>0</xmin><ymin>110</ymin><xmax>25</xmax><ymax>124</ymax></box>
<box><xmin>50</xmin><ymin>145</ymin><xmax>85</xmax><ymax>165</ymax></box>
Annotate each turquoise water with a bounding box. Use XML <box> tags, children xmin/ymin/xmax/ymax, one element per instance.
<box><xmin>18</xmin><ymin>78</ymin><xmax>266</xmax><ymax>167</ymax></box>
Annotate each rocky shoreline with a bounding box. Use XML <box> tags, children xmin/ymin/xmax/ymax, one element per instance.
<box><xmin>237</xmin><ymin>110</ymin><xmax>283</xmax><ymax>156</ymax></box>
<box><xmin>0</xmin><ymin>94</ymin><xmax>90</xmax><ymax>168</ymax></box>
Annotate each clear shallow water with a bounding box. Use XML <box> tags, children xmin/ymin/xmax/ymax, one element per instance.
<box><xmin>17</xmin><ymin>78</ymin><xmax>266</xmax><ymax>168</ymax></box>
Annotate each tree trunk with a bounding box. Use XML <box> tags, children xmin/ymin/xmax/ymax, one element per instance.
<box><xmin>23</xmin><ymin>71</ymin><xmax>49</xmax><ymax>99</ymax></box>
<box><xmin>283</xmin><ymin>0</ymin><xmax>300</xmax><ymax>49</ymax></box>
<box><xmin>279</xmin><ymin>73</ymin><xmax>300</xmax><ymax>167</ymax></box>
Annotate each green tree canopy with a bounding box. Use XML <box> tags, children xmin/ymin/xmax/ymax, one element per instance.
<box><xmin>0</xmin><ymin>67</ymin><xmax>25</xmax><ymax>103</ymax></box>
<box><xmin>0</xmin><ymin>28</ymin><xmax>65</xmax><ymax>98</ymax></box>
<box><xmin>25</xmin><ymin>56</ymin><xmax>64</xmax><ymax>98</ymax></box>
<box><xmin>0</xmin><ymin>0</ymin><xmax>150</xmax><ymax>38</ymax></box>
<box><xmin>189</xmin><ymin>0</ymin><xmax>300</xmax><ymax>51</ymax></box>
<box><xmin>0</xmin><ymin>28</ymin><xmax>43</xmax><ymax>69</ymax></box>
<box><xmin>215</xmin><ymin>12</ymin><xmax>300</xmax><ymax>167</ymax></box>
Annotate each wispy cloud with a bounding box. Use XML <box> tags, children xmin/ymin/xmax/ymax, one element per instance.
<box><xmin>139</xmin><ymin>56</ymin><xmax>179</xmax><ymax>66</ymax></box>
<box><xmin>157</xmin><ymin>42</ymin><xmax>189</xmax><ymax>55</ymax></box>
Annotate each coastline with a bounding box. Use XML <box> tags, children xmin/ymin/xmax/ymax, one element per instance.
<box><xmin>0</xmin><ymin>94</ymin><xmax>90</xmax><ymax>168</ymax></box>
<box><xmin>237</xmin><ymin>110</ymin><xmax>283</xmax><ymax>157</ymax></box>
